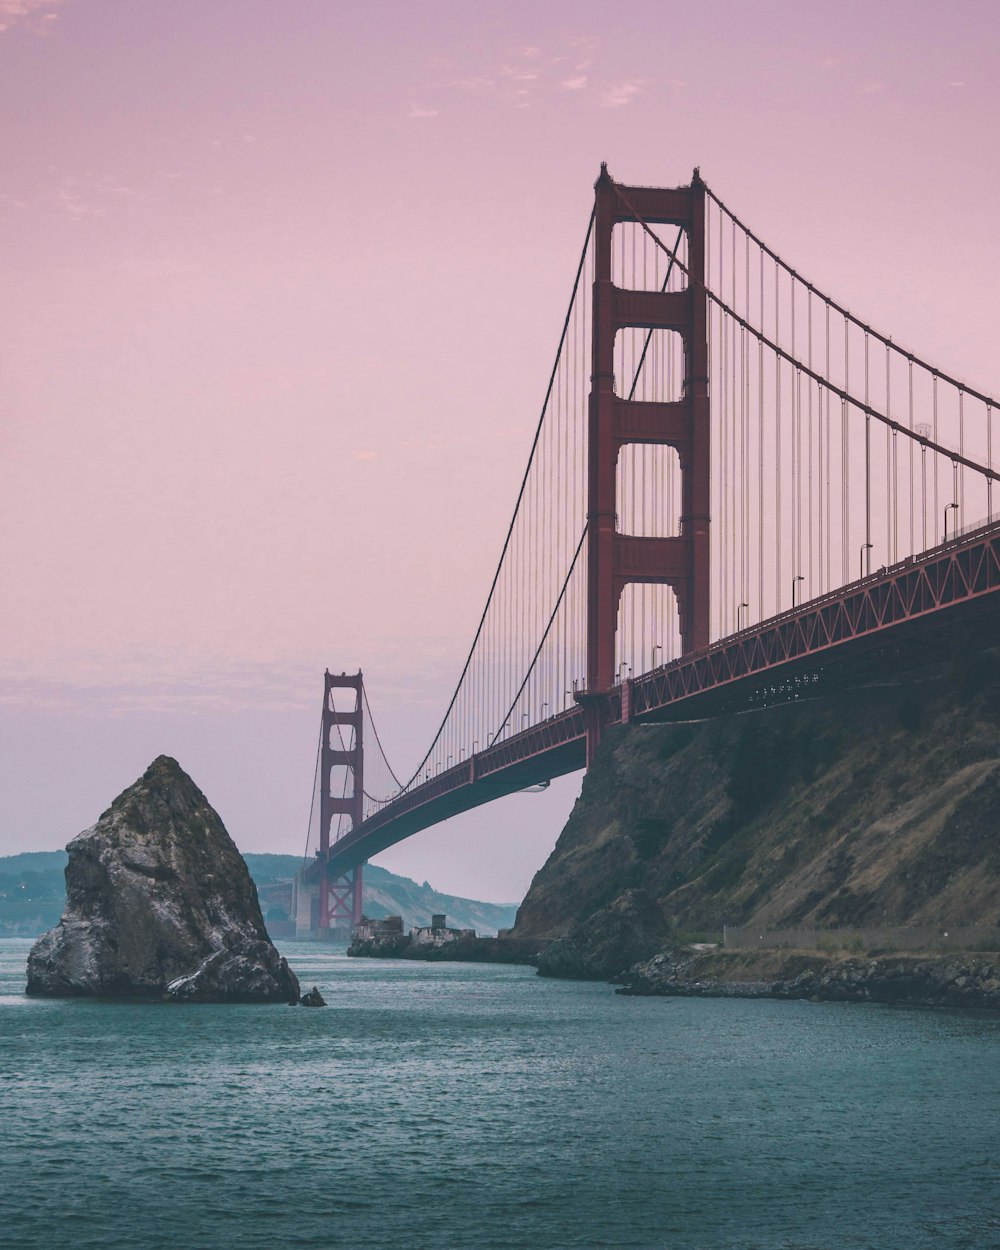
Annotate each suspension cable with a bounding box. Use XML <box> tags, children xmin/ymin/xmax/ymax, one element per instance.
<box><xmin>612</xmin><ymin>182</ymin><xmax>999</xmax><ymax>481</ymax></box>
<box><xmin>489</xmin><ymin>524</ymin><xmax>588</xmax><ymax>747</ymax></box>
<box><xmin>702</xmin><ymin>182</ymin><xmax>1000</xmax><ymax>410</ymax></box>
<box><xmin>361</xmin><ymin>681</ymin><xmax>404</xmax><ymax>791</ymax></box>
<box><xmin>301</xmin><ymin>713</ymin><xmax>324</xmax><ymax>868</ymax></box>
<box><xmin>364</xmin><ymin>208</ymin><xmax>596</xmax><ymax>796</ymax></box>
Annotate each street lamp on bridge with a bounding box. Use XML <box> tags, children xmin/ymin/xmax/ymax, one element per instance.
<box><xmin>650</xmin><ymin>642</ymin><xmax>662</xmax><ymax>672</ymax></box>
<box><xmin>736</xmin><ymin>602</ymin><xmax>749</xmax><ymax>632</ymax></box>
<box><xmin>944</xmin><ymin>501</ymin><xmax>959</xmax><ymax>542</ymax></box>
<box><xmin>791</xmin><ymin>575</ymin><xmax>805</xmax><ymax>608</ymax></box>
<box><xmin>860</xmin><ymin>543</ymin><xmax>873</xmax><ymax>579</ymax></box>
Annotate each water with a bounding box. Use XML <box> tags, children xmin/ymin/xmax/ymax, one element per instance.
<box><xmin>2</xmin><ymin>939</ymin><xmax>999</xmax><ymax>1250</ymax></box>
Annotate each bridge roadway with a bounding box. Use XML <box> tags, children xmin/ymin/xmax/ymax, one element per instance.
<box><xmin>321</xmin><ymin>519</ymin><xmax>1000</xmax><ymax>875</ymax></box>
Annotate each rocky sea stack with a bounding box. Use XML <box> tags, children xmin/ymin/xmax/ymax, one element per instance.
<box><xmin>26</xmin><ymin>756</ymin><xmax>300</xmax><ymax>1003</ymax></box>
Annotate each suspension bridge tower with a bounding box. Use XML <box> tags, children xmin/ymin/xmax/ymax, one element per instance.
<box><xmin>310</xmin><ymin>669</ymin><xmax>365</xmax><ymax>934</ymax></box>
<box><xmin>582</xmin><ymin>164</ymin><xmax>710</xmax><ymax>765</ymax></box>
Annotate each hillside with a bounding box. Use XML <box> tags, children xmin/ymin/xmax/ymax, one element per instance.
<box><xmin>512</xmin><ymin>648</ymin><xmax>1000</xmax><ymax>967</ymax></box>
<box><xmin>0</xmin><ymin>850</ymin><xmax>517</xmax><ymax>938</ymax></box>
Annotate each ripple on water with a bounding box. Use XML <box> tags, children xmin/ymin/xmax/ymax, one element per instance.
<box><xmin>2</xmin><ymin>938</ymin><xmax>1000</xmax><ymax>1249</ymax></box>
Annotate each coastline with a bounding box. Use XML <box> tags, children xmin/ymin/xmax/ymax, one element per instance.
<box><xmin>349</xmin><ymin>935</ymin><xmax>1000</xmax><ymax>1009</ymax></box>
<box><xmin>347</xmin><ymin>933</ymin><xmax>541</xmax><ymax>965</ymax></box>
<box><xmin>613</xmin><ymin>946</ymin><xmax>1000</xmax><ymax>1009</ymax></box>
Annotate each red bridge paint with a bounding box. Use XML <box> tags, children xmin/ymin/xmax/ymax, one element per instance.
<box><xmin>321</xmin><ymin>522</ymin><xmax>1000</xmax><ymax>878</ymax></box>
<box><xmin>584</xmin><ymin>167</ymin><xmax>710</xmax><ymax>765</ymax></box>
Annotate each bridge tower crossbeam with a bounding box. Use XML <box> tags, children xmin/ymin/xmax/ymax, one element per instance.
<box><xmin>583</xmin><ymin>165</ymin><xmax>710</xmax><ymax>765</ymax></box>
<box><xmin>318</xmin><ymin>669</ymin><xmax>365</xmax><ymax>931</ymax></box>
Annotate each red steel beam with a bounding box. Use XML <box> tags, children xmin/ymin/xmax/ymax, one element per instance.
<box><xmin>324</xmin><ymin>522</ymin><xmax>1000</xmax><ymax>876</ymax></box>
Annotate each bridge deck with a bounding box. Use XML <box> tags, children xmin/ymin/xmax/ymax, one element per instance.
<box><xmin>320</xmin><ymin>521</ymin><xmax>1000</xmax><ymax>875</ymax></box>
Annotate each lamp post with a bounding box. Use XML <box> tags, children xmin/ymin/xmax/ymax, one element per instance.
<box><xmin>792</xmin><ymin>575</ymin><xmax>804</xmax><ymax>608</ymax></box>
<box><xmin>650</xmin><ymin>643</ymin><xmax>662</xmax><ymax>672</ymax></box>
<box><xmin>944</xmin><ymin>501</ymin><xmax>959</xmax><ymax>542</ymax></box>
<box><xmin>736</xmin><ymin>602</ymin><xmax>749</xmax><ymax>633</ymax></box>
<box><xmin>860</xmin><ymin>543</ymin><xmax>873</xmax><ymax>579</ymax></box>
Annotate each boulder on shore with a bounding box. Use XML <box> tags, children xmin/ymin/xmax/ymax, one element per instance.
<box><xmin>535</xmin><ymin>888</ymin><xmax>668</xmax><ymax>980</ymax></box>
<box><xmin>25</xmin><ymin>756</ymin><xmax>300</xmax><ymax>1003</ymax></box>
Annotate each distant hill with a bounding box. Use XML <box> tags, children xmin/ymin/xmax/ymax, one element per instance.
<box><xmin>0</xmin><ymin>848</ymin><xmax>518</xmax><ymax>937</ymax></box>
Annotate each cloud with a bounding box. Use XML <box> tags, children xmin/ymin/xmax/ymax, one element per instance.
<box><xmin>600</xmin><ymin>82</ymin><xmax>643</xmax><ymax>108</ymax></box>
<box><xmin>0</xmin><ymin>0</ymin><xmax>68</xmax><ymax>34</ymax></box>
<box><xmin>451</xmin><ymin>77</ymin><xmax>494</xmax><ymax>91</ymax></box>
<box><xmin>56</xmin><ymin>185</ymin><xmax>105</xmax><ymax>219</ymax></box>
<box><xmin>407</xmin><ymin>104</ymin><xmax>439</xmax><ymax>120</ymax></box>
<box><xmin>47</xmin><ymin>171</ymin><xmax>149</xmax><ymax>221</ymax></box>
<box><xmin>354</xmin><ymin>450</ymin><xmax>377</xmax><ymax>461</ymax></box>
<box><xmin>860</xmin><ymin>81</ymin><xmax>885</xmax><ymax>95</ymax></box>
<box><xmin>948</xmin><ymin>80</ymin><xmax>966</xmax><ymax>88</ymax></box>
<box><xmin>500</xmin><ymin>64</ymin><xmax>539</xmax><ymax>83</ymax></box>
<box><xmin>430</xmin><ymin>34</ymin><xmax>601</xmax><ymax>111</ymax></box>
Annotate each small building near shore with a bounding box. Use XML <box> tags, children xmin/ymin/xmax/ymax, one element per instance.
<box><xmin>353</xmin><ymin>914</ymin><xmax>404</xmax><ymax>942</ymax></box>
<box><xmin>410</xmin><ymin>913</ymin><xmax>476</xmax><ymax>946</ymax></box>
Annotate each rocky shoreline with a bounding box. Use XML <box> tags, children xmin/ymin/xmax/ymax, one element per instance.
<box><xmin>347</xmin><ymin>933</ymin><xmax>540</xmax><ymax>965</ymax></box>
<box><xmin>614</xmin><ymin>946</ymin><xmax>1000</xmax><ymax>1009</ymax></box>
<box><xmin>347</xmin><ymin>930</ymin><xmax>1000</xmax><ymax>1010</ymax></box>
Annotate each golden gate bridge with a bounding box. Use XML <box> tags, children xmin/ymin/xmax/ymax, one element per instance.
<box><xmin>298</xmin><ymin>167</ymin><xmax>1000</xmax><ymax>932</ymax></box>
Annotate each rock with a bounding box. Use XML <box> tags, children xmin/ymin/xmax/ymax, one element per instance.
<box><xmin>511</xmin><ymin>656</ymin><xmax>1000</xmax><ymax>949</ymax></box>
<box><xmin>536</xmin><ymin>888</ymin><xmax>668</xmax><ymax>980</ymax></box>
<box><xmin>770</xmin><ymin>955</ymin><xmax>1000</xmax><ymax>1008</ymax></box>
<box><xmin>298</xmin><ymin>986</ymin><xmax>326</xmax><ymax>1007</ymax></box>
<box><xmin>25</xmin><ymin>756</ymin><xmax>300</xmax><ymax>1003</ymax></box>
<box><xmin>164</xmin><ymin>943</ymin><xmax>299</xmax><ymax>1003</ymax></box>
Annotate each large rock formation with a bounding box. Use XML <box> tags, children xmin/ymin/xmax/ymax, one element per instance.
<box><xmin>535</xmin><ymin>888</ymin><xmax>667</xmax><ymax>980</ymax></box>
<box><xmin>26</xmin><ymin>756</ymin><xmax>300</xmax><ymax>1002</ymax></box>
<box><xmin>513</xmin><ymin>647</ymin><xmax>1000</xmax><ymax>979</ymax></box>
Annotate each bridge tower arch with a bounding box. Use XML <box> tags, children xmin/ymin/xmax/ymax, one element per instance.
<box><xmin>317</xmin><ymin>669</ymin><xmax>365</xmax><ymax>931</ymax></box>
<box><xmin>584</xmin><ymin>165</ymin><xmax>709</xmax><ymax>764</ymax></box>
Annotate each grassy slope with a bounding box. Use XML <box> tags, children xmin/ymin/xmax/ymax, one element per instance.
<box><xmin>514</xmin><ymin>648</ymin><xmax>1000</xmax><ymax>942</ymax></box>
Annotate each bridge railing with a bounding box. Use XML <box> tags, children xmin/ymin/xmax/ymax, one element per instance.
<box><xmin>627</xmin><ymin>520</ymin><xmax>1000</xmax><ymax>721</ymax></box>
<box><xmin>337</xmin><ymin>704</ymin><xmax>589</xmax><ymax>845</ymax></box>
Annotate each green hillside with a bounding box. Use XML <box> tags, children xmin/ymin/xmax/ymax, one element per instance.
<box><xmin>0</xmin><ymin>849</ymin><xmax>518</xmax><ymax>937</ymax></box>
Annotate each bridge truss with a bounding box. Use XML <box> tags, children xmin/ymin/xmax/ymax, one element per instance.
<box><xmin>302</xmin><ymin>167</ymin><xmax>999</xmax><ymax>929</ymax></box>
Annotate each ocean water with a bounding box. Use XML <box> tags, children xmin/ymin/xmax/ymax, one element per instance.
<box><xmin>2</xmin><ymin>939</ymin><xmax>999</xmax><ymax>1250</ymax></box>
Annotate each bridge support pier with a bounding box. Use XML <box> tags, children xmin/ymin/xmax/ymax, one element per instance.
<box><xmin>584</xmin><ymin>165</ymin><xmax>710</xmax><ymax>765</ymax></box>
<box><xmin>317</xmin><ymin>669</ymin><xmax>365</xmax><ymax>932</ymax></box>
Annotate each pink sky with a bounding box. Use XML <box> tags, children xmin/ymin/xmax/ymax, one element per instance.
<box><xmin>2</xmin><ymin>0</ymin><xmax>999</xmax><ymax>899</ymax></box>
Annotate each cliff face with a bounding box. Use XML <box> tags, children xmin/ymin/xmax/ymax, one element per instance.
<box><xmin>26</xmin><ymin>756</ymin><xmax>300</xmax><ymax>1002</ymax></box>
<box><xmin>514</xmin><ymin>651</ymin><xmax>1000</xmax><ymax>952</ymax></box>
